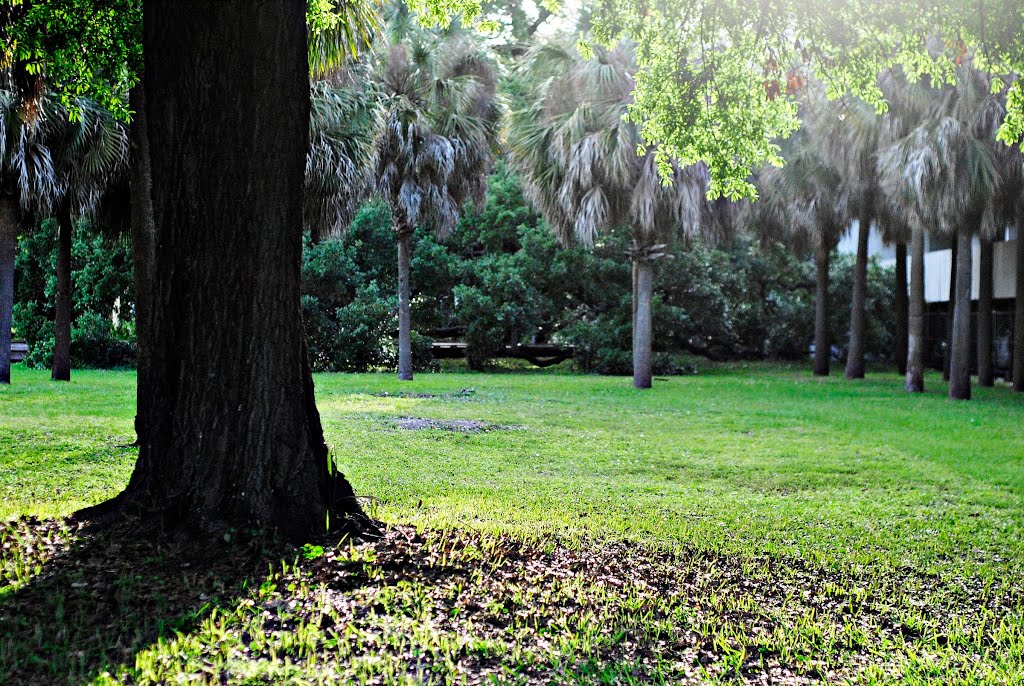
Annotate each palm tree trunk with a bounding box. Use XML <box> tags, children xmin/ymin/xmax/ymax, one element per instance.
<box><xmin>943</xmin><ymin>238</ymin><xmax>957</xmax><ymax>381</ymax></box>
<box><xmin>906</xmin><ymin>224</ymin><xmax>925</xmax><ymax>392</ymax></box>
<box><xmin>1014</xmin><ymin>227</ymin><xmax>1024</xmax><ymax>391</ymax></box>
<box><xmin>845</xmin><ymin>217</ymin><xmax>870</xmax><ymax>379</ymax></box>
<box><xmin>633</xmin><ymin>256</ymin><xmax>653</xmax><ymax>389</ymax></box>
<box><xmin>397</xmin><ymin>227</ymin><xmax>413</xmax><ymax>381</ymax></box>
<box><xmin>52</xmin><ymin>203</ymin><xmax>73</xmax><ymax>382</ymax></box>
<box><xmin>948</xmin><ymin>229</ymin><xmax>973</xmax><ymax>400</ymax></box>
<box><xmin>977</xmin><ymin>237</ymin><xmax>994</xmax><ymax>387</ymax></box>
<box><xmin>813</xmin><ymin>244</ymin><xmax>831</xmax><ymax>377</ymax></box>
<box><xmin>631</xmin><ymin>258</ymin><xmax>638</xmax><ymax>333</ymax></box>
<box><xmin>895</xmin><ymin>242</ymin><xmax>908</xmax><ymax>376</ymax></box>
<box><xmin>0</xmin><ymin>197</ymin><xmax>16</xmax><ymax>385</ymax></box>
<box><xmin>130</xmin><ymin>80</ymin><xmax>157</xmax><ymax>447</ymax></box>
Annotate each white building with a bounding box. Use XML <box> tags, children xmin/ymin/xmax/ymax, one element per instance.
<box><xmin>838</xmin><ymin>222</ymin><xmax>1019</xmax><ymax>373</ymax></box>
<box><xmin>837</xmin><ymin>221</ymin><xmax>1019</xmax><ymax>304</ymax></box>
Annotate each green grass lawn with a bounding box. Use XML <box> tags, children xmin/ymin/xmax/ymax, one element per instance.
<box><xmin>2</xmin><ymin>363</ymin><xmax>1023</xmax><ymax>684</ymax></box>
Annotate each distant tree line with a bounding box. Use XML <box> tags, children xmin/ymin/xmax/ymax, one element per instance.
<box><xmin>11</xmin><ymin>162</ymin><xmax>897</xmax><ymax>374</ymax></box>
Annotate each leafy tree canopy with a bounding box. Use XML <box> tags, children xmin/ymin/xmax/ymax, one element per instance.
<box><xmin>0</xmin><ymin>0</ymin><xmax>491</xmax><ymax>117</ymax></box>
<box><xmin>1</xmin><ymin>0</ymin><xmax>141</xmax><ymax>119</ymax></box>
<box><xmin>589</xmin><ymin>0</ymin><xmax>1024</xmax><ymax>199</ymax></box>
<box><xmin>5</xmin><ymin>0</ymin><xmax>1023</xmax><ymax>200</ymax></box>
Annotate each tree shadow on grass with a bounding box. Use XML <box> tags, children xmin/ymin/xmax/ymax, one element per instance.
<box><xmin>0</xmin><ymin>516</ymin><xmax>321</xmax><ymax>685</ymax></box>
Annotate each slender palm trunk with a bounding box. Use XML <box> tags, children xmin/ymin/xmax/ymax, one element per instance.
<box><xmin>906</xmin><ymin>224</ymin><xmax>925</xmax><ymax>392</ymax></box>
<box><xmin>948</xmin><ymin>229</ymin><xmax>973</xmax><ymax>400</ymax></box>
<box><xmin>0</xmin><ymin>197</ymin><xmax>16</xmax><ymax>385</ymax></box>
<box><xmin>845</xmin><ymin>217</ymin><xmax>871</xmax><ymax>379</ymax></box>
<box><xmin>813</xmin><ymin>244</ymin><xmax>831</xmax><ymax>377</ymax></box>
<box><xmin>978</xmin><ymin>238</ymin><xmax>994</xmax><ymax>387</ymax></box>
<box><xmin>633</xmin><ymin>257</ymin><xmax>653</xmax><ymax>389</ymax></box>
<box><xmin>396</xmin><ymin>227</ymin><xmax>413</xmax><ymax>381</ymax></box>
<box><xmin>1014</xmin><ymin>228</ymin><xmax>1024</xmax><ymax>391</ymax></box>
<box><xmin>943</xmin><ymin>238</ymin><xmax>957</xmax><ymax>381</ymax></box>
<box><xmin>130</xmin><ymin>81</ymin><xmax>156</xmax><ymax>447</ymax></box>
<box><xmin>631</xmin><ymin>258</ymin><xmax>638</xmax><ymax>333</ymax></box>
<box><xmin>895</xmin><ymin>242</ymin><xmax>908</xmax><ymax>375</ymax></box>
<box><xmin>52</xmin><ymin>203</ymin><xmax>73</xmax><ymax>382</ymax></box>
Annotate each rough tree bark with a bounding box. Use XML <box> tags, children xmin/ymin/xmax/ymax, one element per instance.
<box><xmin>396</xmin><ymin>226</ymin><xmax>413</xmax><ymax>381</ymax></box>
<box><xmin>977</xmin><ymin>238</ymin><xmax>993</xmax><ymax>387</ymax></box>
<box><xmin>943</xmin><ymin>238</ymin><xmax>957</xmax><ymax>381</ymax></box>
<box><xmin>948</xmin><ymin>229</ymin><xmax>973</xmax><ymax>400</ymax></box>
<box><xmin>1015</xmin><ymin>228</ymin><xmax>1024</xmax><ymax>391</ymax></box>
<box><xmin>906</xmin><ymin>225</ymin><xmax>925</xmax><ymax>392</ymax></box>
<box><xmin>102</xmin><ymin>0</ymin><xmax>363</xmax><ymax>538</ymax></box>
<box><xmin>0</xmin><ymin>197</ymin><xmax>16</xmax><ymax>385</ymax></box>
<box><xmin>632</xmin><ymin>256</ymin><xmax>654</xmax><ymax>389</ymax></box>
<box><xmin>894</xmin><ymin>242</ymin><xmax>908</xmax><ymax>376</ymax></box>
<box><xmin>52</xmin><ymin>202</ymin><xmax>73</xmax><ymax>382</ymax></box>
<box><xmin>813</xmin><ymin>243</ymin><xmax>831</xmax><ymax>377</ymax></box>
<box><xmin>129</xmin><ymin>80</ymin><xmax>156</xmax><ymax>447</ymax></box>
<box><xmin>845</xmin><ymin>215</ymin><xmax>871</xmax><ymax>379</ymax></box>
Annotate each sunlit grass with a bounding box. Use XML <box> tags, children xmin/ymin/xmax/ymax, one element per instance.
<box><xmin>1</xmin><ymin>363</ymin><xmax>1023</xmax><ymax>684</ymax></box>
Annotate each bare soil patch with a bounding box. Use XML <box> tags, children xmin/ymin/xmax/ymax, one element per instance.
<box><xmin>389</xmin><ymin>416</ymin><xmax>522</xmax><ymax>433</ymax></box>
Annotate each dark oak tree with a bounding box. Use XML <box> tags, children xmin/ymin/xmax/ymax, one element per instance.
<box><xmin>112</xmin><ymin>0</ymin><xmax>363</xmax><ymax>537</ymax></box>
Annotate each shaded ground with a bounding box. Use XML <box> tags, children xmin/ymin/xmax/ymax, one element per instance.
<box><xmin>1</xmin><ymin>517</ymin><xmax>1021</xmax><ymax>685</ymax></box>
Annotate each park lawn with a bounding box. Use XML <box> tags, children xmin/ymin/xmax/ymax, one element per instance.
<box><xmin>1</xmin><ymin>363</ymin><xmax>1023</xmax><ymax>684</ymax></box>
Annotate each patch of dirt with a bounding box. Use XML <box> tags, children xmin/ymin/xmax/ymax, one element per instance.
<box><xmin>389</xmin><ymin>416</ymin><xmax>522</xmax><ymax>433</ymax></box>
<box><xmin>372</xmin><ymin>388</ymin><xmax>476</xmax><ymax>400</ymax></box>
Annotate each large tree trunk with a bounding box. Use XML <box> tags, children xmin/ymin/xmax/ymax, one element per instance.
<box><xmin>977</xmin><ymin>237</ymin><xmax>994</xmax><ymax>387</ymax></box>
<box><xmin>52</xmin><ymin>202</ymin><xmax>73</xmax><ymax>382</ymax></box>
<box><xmin>894</xmin><ymin>242</ymin><xmax>908</xmax><ymax>376</ymax></box>
<box><xmin>813</xmin><ymin>243</ymin><xmax>831</xmax><ymax>377</ymax></box>
<box><xmin>943</xmin><ymin>238</ymin><xmax>957</xmax><ymax>381</ymax></box>
<box><xmin>0</xmin><ymin>197</ymin><xmax>16</xmax><ymax>385</ymax></box>
<box><xmin>948</xmin><ymin>229</ymin><xmax>973</xmax><ymax>400</ymax></box>
<box><xmin>396</xmin><ymin>227</ymin><xmax>413</xmax><ymax>381</ymax></box>
<box><xmin>845</xmin><ymin>216</ymin><xmax>870</xmax><ymax>379</ymax></box>
<box><xmin>1014</xmin><ymin>228</ymin><xmax>1024</xmax><ymax>391</ymax></box>
<box><xmin>130</xmin><ymin>80</ymin><xmax>156</xmax><ymax>447</ymax></box>
<box><xmin>906</xmin><ymin>224</ymin><xmax>925</xmax><ymax>392</ymax></box>
<box><xmin>105</xmin><ymin>0</ymin><xmax>362</xmax><ymax>538</ymax></box>
<box><xmin>633</xmin><ymin>257</ymin><xmax>653</xmax><ymax>389</ymax></box>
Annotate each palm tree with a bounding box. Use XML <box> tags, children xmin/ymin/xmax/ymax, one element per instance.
<box><xmin>47</xmin><ymin>97</ymin><xmax>130</xmax><ymax>381</ymax></box>
<box><xmin>509</xmin><ymin>41</ymin><xmax>719</xmax><ymax>389</ymax></box>
<box><xmin>372</xmin><ymin>32</ymin><xmax>501</xmax><ymax>380</ymax></box>
<box><xmin>872</xmin><ymin>69</ymin><xmax>942</xmax><ymax>392</ymax></box>
<box><xmin>878</xmin><ymin>65</ymin><xmax>1002</xmax><ymax>400</ymax></box>
<box><xmin>0</xmin><ymin>89</ymin><xmax>61</xmax><ymax>384</ymax></box>
<box><xmin>305</xmin><ymin>78</ymin><xmax>376</xmax><ymax>244</ymax></box>
<box><xmin>308</xmin><ymin>0</ymin><xmax>381</xmax><ymax>80</ymax></box>
<box><xmin>753</xmin><ymin>97</ymin><xmax>849</xmax><ymax>377</ymax></box>
<box><xmin>980</xmin><ymin>81</ymin><xmax>1023</xmax><ymax>389</ymax></box>
<box><xmin>811</xmin><ymin>96</ymin><xmax>882</xmax><ymax>380</ymax></box>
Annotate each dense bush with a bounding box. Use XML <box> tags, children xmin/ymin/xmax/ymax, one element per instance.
<box><xmin>298</xmin><ymin>163</ymin><xmax>898</xmax><ymax>373</ymax></box>
<box><xmin>13</xmin><ymin>219</ymin><xmax>135</xmax><ymax>369</ymax></box>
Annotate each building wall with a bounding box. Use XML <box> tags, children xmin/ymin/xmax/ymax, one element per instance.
<box><xmin>836</xmin><ymin>222</ymin><xmax>1018</xmax><ymax>304</ymax></box>
<box><xmin>836</xmin><ymin>219</ymin><xmax>897</xmax><ymax>263</ymax></box>
<box><xmin>919</xmin><ymin>239</ymin><xmax>1017</xmax><ymax>303</ymax></box>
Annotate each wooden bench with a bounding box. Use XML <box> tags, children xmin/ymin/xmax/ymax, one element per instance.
<box><xmin>10</xmin><ymin>340</ymin><xmax>28</xmax><ymax>363</ymax></box>
<box><xmin>430</xmin><ymin>341</ymin><xmax>574</xmax><ymax>368</ymax></box>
